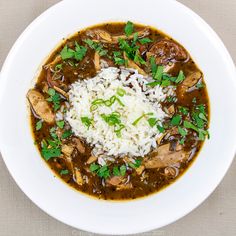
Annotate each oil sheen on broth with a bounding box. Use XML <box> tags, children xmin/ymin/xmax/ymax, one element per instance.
<box><xmin>27</xmin><ymin>22</ymin><xmax>210</xmax><ymax>200</ymax></box>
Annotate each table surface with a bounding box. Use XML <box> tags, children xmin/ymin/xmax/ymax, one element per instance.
<box><xmin>0</xmin><ymin>0</ymin><xmax>236</xmax><ymax>235</ymax></box>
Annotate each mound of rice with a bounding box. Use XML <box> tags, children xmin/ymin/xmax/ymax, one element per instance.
<box><xmin>65</xmin><ymin>67</ymin><xmax>174</xmax><ymax>161</ymax></box>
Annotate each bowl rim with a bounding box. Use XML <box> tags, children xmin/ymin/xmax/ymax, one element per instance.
<box><xmin>0</xmin><ymin>0</ymin><xmax>236</xmax><ymax>234</ymax></box>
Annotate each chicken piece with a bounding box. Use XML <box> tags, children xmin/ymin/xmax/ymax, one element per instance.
<box><xmin>72</xmin><ymin>138</ymin><xmax>86</xmax><ymax>154</ymax></box>
<box><xmin>87</xmin><ymin>29</ymin><xmax>113</xmax><ymax>42</ymax></box>
<box><xmin>147</xmin><ymin>39</ymin><xmax>188</xmax><ymax>65</ymax></box>
<box><xmin>178</xmin><ymin>71</ymin><xmax>202</xmax><ymax>96</ymax></box>
<box><xmin>123</xmin><ymin>52</ymin><xmax>147</xmax><ymax>76</ymax></box>
<box><xmin>167</xmin><ymin>105</ymin><xmax>175</xmax><ymax>116</ymax></box>
<box><xmin>116</xmin><ymin>183</ymin><xmax>133</xmax><ymax>190</ymax></box>
<box><xmin>106</xmin><ymin>176</ymin><xmax>123</xmax><ymax>186</ymax></box>
<box><xmin>74</xmin><ymin>168</ymin><xmax>83</xmax><ymax>186</ymax></box>
<box><xmin>136</xmin><ymin>165</ymin><xmax>145</xmax><ymax>175</ymax></box>
<box><xmin>112</xmin><ymin>28</ymin><xmax>151</xmax><ymax>42</ymax></box>
<box><xmin>144</xmin><ymin>143</ymin><xmax>187</xmax><ymax>168</ymax></box>
<box><xmin>27</xmin><ymin>89</ymin><xmax>55</xmax><ymax>124</ymax></box>
<box><xmin>61</xmin><ymin>144</ymin><xmax>74</xmax><ymax>157</ymax></box>
<box><xmin>53</xmin><ymin>86</ymin><xmax>69</xmax><ymax>99</ymax></box>
<box><xmin>44</xmin><ymin>55</ymin><xmax>62</xmax><ymax>69</ymax></box>
<box><xmin>86</xmin><ymin>155</ymin><xmax>98</xmax><ymax>164</ymax></box>
<box><xmin>94</xmin><ymin>51</ymin><xmax>101</xmax><ymax>71</ymax></box>
<box><xmin>164</xmin><ymin>166</ymin><xmax>178</xmax><ymax>178</ymax></box>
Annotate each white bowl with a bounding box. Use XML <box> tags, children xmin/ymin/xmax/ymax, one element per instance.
<box><xmin>0</xmin><ymin>0</ymin><xmax>236</xmax><ymax>234</ymax></box>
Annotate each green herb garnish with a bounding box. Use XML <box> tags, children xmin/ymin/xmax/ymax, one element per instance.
<box><xmin>139</xmin><ymin>38</ymin><xmax>153</xmax><ymax>44</ymax></box>
<box><xmin>60</xmin><ymin>43</ymin><xmax>87</xmax><ymax>61</ymax></box>
<box><xmin>171</xmin><ymin>114</ymin><xmax>181</xmax><ymax>126</ymax></box>
<box><xmin>61</xmin><ymin>130</ymin><xmax>73</xmax><ymax>139</ymax></box>
<box><xmin>81</xmin><ymin>116</ymin><xmax>93</xmax><ymax>129</ymax></box>
<box><xmin>175</xmin><ymin>70</ymin><xmax>185</xmax><ymax>83</ymax></box>
<box><xmin>41</xmin><ymin>140</ymin><xmax>61</xmax><ymax>161</ymax></box>
<box><xmin>84</xmin><ymin>39</ymin><xmax>108</xmax><ymax>56</ymax></box>
<box><xmin>60</xmin><ymin>169</ymin><xmax>69</xmax><ymax>175</ymax></box>
<box><xmin>47</xmin><ymin>88</ymin><xmax>61</xmax><ymax>111</ymax></box>
<box><xmin>128</xmin><ymin>159</ymin><xmax>142</xmax><ymax>169</ymax></box>
<box><xmin>113</xmin><ymin>165</ymin><xmax>126</xmax><ymax>176</ymax></box>
<box><xmin>36</xmin><ymin>120</ymin><xmax>43</xmax><ymax>131</ymax></box>
<box><xmin>56</xmin><ymin>120</ymin><xmax>65</xmax><ymax>129</ymax></box>
<box><xmin>124</xmin><ymin>21</ymin><xmax>134</xmax><ymax>37</ymax></box>
<box><xmin>132</xmin><ymin>113</ymin><xmax>154</xmax><ymax>126</ymax></box>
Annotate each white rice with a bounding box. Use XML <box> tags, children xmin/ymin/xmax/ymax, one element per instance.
<box><xmin>65</xmin><ymin>67</ymin><xmax>174</xmax><ymax>161</ymax></box>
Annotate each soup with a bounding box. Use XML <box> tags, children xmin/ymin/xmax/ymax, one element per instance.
<box><xmin>27</xmin><ymin>22</ymin><xmax>210</xmax><ymax>200</ymax></box>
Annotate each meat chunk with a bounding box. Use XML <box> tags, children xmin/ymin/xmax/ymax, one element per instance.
<box><xmin>123</xmin><ymin>52</ymin><xmax>147</xmax><ymax>76</ymax></box>
<box><xmin>144</xmin><ymin>143</ymin><xmax>187</xmax><ymax>168</ymax></box>
<box><xmin>94</xmin><ymin>51</ymin><xmax>101</xmax><ymax>71</ymax></box>
<box><xmin>27</xmin><ymin>89</ymin><xmax>55</xmax><ymax>124</ymax></box>
<box><xmin>74</xmin><ymin>168</ymin><xmax>83</xmax><ymax>186</ymax></box>
<box><xmin>106</xmin><ymin>176</ymin><xmax>133</xmax><ymax>190</ymax></box>
<box><xmin>61</xmin><ymin>144</ymin><xmax>74</xmax><ymax>157</ymax></box>
<box><xmin>72</xmin><ymin>138</ymin><xmax>86</xmax><ymax>154</ymax></box>
<box><xmin>86</xmin><ymin>155</ymin><xmax>98</xmax><ymax>164</ymax></box>
<box><xmin>178</xmin><ymin>71</ymin><xmax>202</xmax><ymax>96</ymax></box>
<box><xmin>147</xmin><ymin>39</ymin><xmax>188</xmax><ymax>65</ymax></box>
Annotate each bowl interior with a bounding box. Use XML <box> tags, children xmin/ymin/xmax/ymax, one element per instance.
<box><xmin>0</xmin><ymin>0</ymin><xmax>236</xmax><ymax>234</ymax></box>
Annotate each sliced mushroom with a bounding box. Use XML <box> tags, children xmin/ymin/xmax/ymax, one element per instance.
<box><xmin>94</xmin><ymin>51</ymin><xmax>101</xmax><ymax>71</ymax></box>
<box><xmin>87</xmin><ymin>155</ymin><xmax>98</xmax><ymax>164</ymax></box>
<box><xmin>87</xmin><ymin>29</ymin><xmax>112</xmax><ymax>43</ymax></box>
<box><xmin>144</xmin><ymin>143</ymin><xmax>187</xmax><ymax>168</ymax></box>
<box><xmin>72</xmin><ymin>138</ymin><xmax>86</xmax><ymax>154</ymax></box>
<box><xmin>123</xmin><ymin>52</ymin><xmax>147</xmax><ymax>76</ymax></box>
<box><xmin>74</xmin><ymin>168</ymin><xmax>83</xmax><ymax>186</ymax></box>
<box><xmin>147</xmin><ymin>39</ymin><xmax>188</xmax><ymax>65</ymax></box>
<box><xmin>53</xmin><ymin>86</ymin><xmax>69</xmax><ymax>99</ymax></box>
<box><xmin>61</xmin><ymin>144</ymin><xmax>74</xmax><ymax>157</ymax></box>
<box><xmin>27</xmin><ymin>89</ymin><xmax>55</xmax><ymax>124</ymax></box>
<box><xmin>179</xmin><ymin>71</ymin><xmax>202</xmax><ymax>96</ymax></box>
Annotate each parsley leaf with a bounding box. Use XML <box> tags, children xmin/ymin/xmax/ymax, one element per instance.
<box><xmin>47</xmin><ymin>88</ymin><xmax>61</xmax><ymax>111</ymax></box>
<box><xmin>129</xmin><ymin>159</ymin><xmax>142</xmax><ymax>169</ymax></box>
<box><xmin>175</xmin><ymin>70</ymin><xmax>185</xmax><ymax>83</ymax></box>
<box><xmin>41</xmin><ymin>140</ymin><xmax>61</xmax><ymax>161</ymax></box>
<box><xmin>171</xmin><ymin>114</ymin><xmax>181</xmax><ymax>126</ymax></box>
<box><xmin>74</xmin><ymin>42</ymin><xmax>87</xmax><ymax>61</ymax></box>
<box><xmin>139</xmin><ymin>38</ymin><xmax>153</xmax><ymax>44</ymax></box>
<box><xmin>60</xmin><ymin>45</ymin><xmax>75</xmax><ymax>60</ymax></box>
<box><xmin>124</xmin><ymin>21</ymin><xmax>134</xmax><ymax>37</ymax></box>
<box><xmin>97</xmin><ymin>165</ymin><xmax>110</xmax><ymax>179</ymax></box>
<box><xmin>61</xmin><ymin>130</ymin><xmax>73</xmax><ymax>139</ymax></box>
<box><xmin>60</xmin><ymin>169</ymin><xmax>69</xmax><ymax>175</ymax></box>
<box><xmin>36</xmin><ymin>120</ymin><xmax>43</xmax><ymax>131</ymax></box>
<box><xmin>56</xmin><ymin>120</ymin><xmax>65</xmax><ymax>129</ymax></box>
<box><xmin>84</xmin><ymin>39</ymin><xmax>107</xmax><ymax>56</ymax></box>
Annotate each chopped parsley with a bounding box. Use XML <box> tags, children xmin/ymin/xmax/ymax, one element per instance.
<box><xmin>113</xmin><ymin>51</ymin><xmax>126</xmax><ymax>65</ymax></box>
<box><xmin>90</xmin><ymin>163</ymin><xmax>110</xmax><ymax>179</ymax></box>
<box><xmin>41</xmin><ymin>139</ymin><xmax>61</xmax><ymax>161</ymax></box>
<box><xmin>36</xmin><ymin>120</ymin><xmax>43</xmax><ymax>131</ymax></box>
<box><xmin>60</xmin><ymin>169</ymin><xmax>69</xmax><ymax>175</ymax></box>
<box><xmin>124</xmin><ymin>21</ymin><xmax>134</xmax><ymax>37</ymax></box>
<box><xmin>171</xmin><ymin>114</ymin><xmax>181</xmax><ymax>126</ymax></box>
<box><xmin>175</xmin><ymin>70</ymin><xmax>185</xmax><ymax>83</ymax></box>
<box><xmin>139</xmin><ymin>38</ymin><xmax>153</xmax><ymax>44</ymax></box>
<box><xmin>128</xmin><ymin>159</ymin><xmax>142</xmax><ymax>169</ymax></box>
<box><xmin>47</xmin><ymin>88</ymin><xmax>61</xmax><ymax>111</ymax></box>
<box><xmin>60</xmin><ymin>42</ymin><xmax>87</xmax><ymax>61</ymax></box>
<box><xmin>61</xmin><ymin>130</ymin><xmax>73</xmax><ymax>139</ymax></box>
<box><xmin>113</xmin><ymin>165</ymin><xmax>126</xmax><ymax>176</ymax></box>
<box><xmin>56</xmin><ymin>120</ymin><xmax>65</xmax><ymax>129</ymax></box>
<box><xmin>84</xmin><ymin>39</ymin><xmax>108</xmax><ymax>56</ymax></box>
